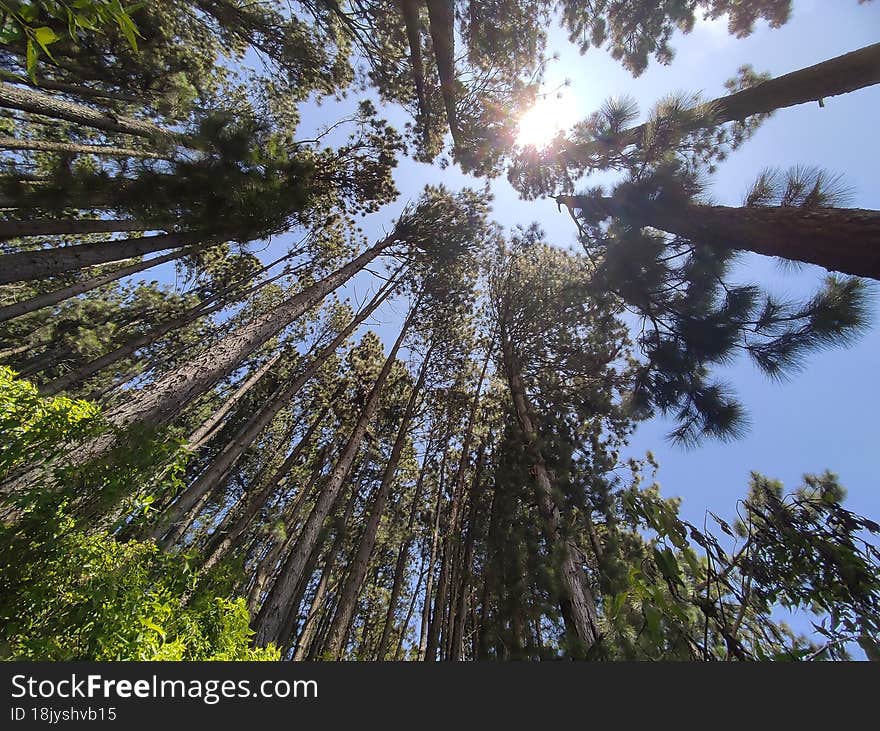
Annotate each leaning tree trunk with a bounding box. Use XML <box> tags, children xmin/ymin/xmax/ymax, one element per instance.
<box><xmin>559</xmin><ymin>194</ymin><xmax>880</xmax><ymax>280</ymax></box>
<box><xmin>246</xmin><ymin>450</ymin><xmax>330</xmax><ymax>615</ymax></box>
<box><xmin>292</xmin><ymin>479</ymin><xmax>361</xmax><ymax>660</ymax></box>
<box><xmin>38</xmin><ymin>267</ymin><xmax>281</xmax><ymax>396</ymax></box>
<box><xmin>399</xmin><ymin>0</ymin><xmax>428</xmax><ymax>119</ymax></box>
<box><xmin>0</xmin><ymin>218</ymin><xmax>165</xmax><ymax>240</ymax></box>
<box><xmin>565</xmin><ymin>42</ymin><xmax>880</xmax><ymax>164</ymax></box>
<box><xmin>253</xmin><ymin>305</ymin><xmax>416</xmax><ymax>648</ymax></box>
<box><xmin>323</xmin><ymin>343</ymin><xmax>434</xmax><ymax>658</ymax></box>
<box><xmin>185</xmin><ymin>351</ymin><xmax>284</xmax><ymax>451</ymax></box>
<box><xmin>199</xmin><ymin>401</ymin><xmax>335</xmax><ymax>571</ymax></box>
<box><xmin>499</xmin><ymin>317</ymin><xmax>599</xmax><ymax>658</ymax></box>
<box><xmin>0</xmin><ymin>81</ymin><xmax>185</xmax><ymax>144</ymax></box>
<box><xmin>152</xmin><ymin>282</ymin><xmax>395</xmax><ymax>547</ymax></box>
<box><xmin>96</xmin><ymin>235</ymin><xmax>400</xmax><ymax>443</ymax></box>
<box><xmin>0</xmin><ymin>244</ymin><xmax>207</xmax><ymax>324</ymax></box>
<box><xmin>0</xmin><ymin>232</ymin><xmax>197</xmax><ymax>285</ymax></box>
<box><xmin>425</xmin><ymin>0</ymin><xmax>460</xmax><ymax>146</ymax></box>
<box><xmin>0</xmin><ymin>137</ymin><xmax>162</xmax><ymax>159</ymax></box>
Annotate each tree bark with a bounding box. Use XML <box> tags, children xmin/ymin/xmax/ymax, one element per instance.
<box><xmin>0</xmin><ymin>81</ymin><xmax>184</xmax><ymax>144</ymax></box>
<box><xmin>0</xmin><ymin>136</ymin><xmax>162</xmax><ymax>159</ymax></box>
<box><xmin>374</xmin><ymin>431</ymin><xmax>436</xmax><ymax>660</ymax></box>
<box><xmin>246</xmin><ymin>451</ymin><xmax>329</xmax><ymax>615</ymax></box>
<box><xmin>419</xmin><ymin>446</ymin><xmax>447</xmax><ymax>660</ymax></box>
<box><xmin>323</xmin><ymin>343</ymin><xmax>434</xmax><ymax>658</ymax></box>
<box><xmin>0</xmin><ymin>232</ymin><xmax>195</xmax><ymax>285</ymax></box>
<box><xmin>566</xmin><ymin>42</ymin><xmax>880</xmax><ymax>163</ymax></box>
<box><xmin>559</xmin><ymin>195</ymin><xmax>880</xmax><ymax>280</ymax></box>
<box><xmin>0</xmin><ymin>245</ymin><xmax>205</xmax><ymax>324</ymax></box>
<box><xmin>185</xmin><ymin>351</ymin><xmax>283</xmax><ymax>451</ymax></box>
<box><xmin>427</xmin><ymin>339</ymin><xmax>493</xmax><ymax>661</ymax></box>
<box><xmin>199</xmin><ymin>403</ymin><xmax>334</xmax><ymax>571</ymax></box>
<box><xmin>252</xmin><ymin>304</ymin><xmax>416</xmax><ymax>647</ymax></box>
<box><xmin>399</xmin><ymin>0</ymin><xmax>428</xmax><ymax>119</ymax></box>
<box><xmin>292</xmin><ymin>477</ymin><xmax>361</xmax><ymax>660</ymax></box>
<box><xmin>499</xmin><ymin>317</ymin><xmax>599</xmax><ymax>657</ymax></box>
<box><xmin>449</xmin><ymin>441</ymin><xmax>486</xmax><ymax>660</ymax></box>
<box><xmin>425</xmin><ymin>0</ymin><xmax>460</xmax><ymax>145</ymax></box>
<box><xmin>0</xmin><ymin>218</ymin><xmax>164</xmax><ymax>240</ymax></box>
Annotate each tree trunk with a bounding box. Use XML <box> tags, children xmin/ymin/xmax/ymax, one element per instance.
<box><xmin>98</xmin><ymin>236</ymin><xmax>400</xmax><ymax>439</ymax></box>
<box><xmin>566</xmin><ymin>42</ymin><xmax>880</xmax><ymax>163</ymax></box>
<box><xmin>323</xmin><ymin>344</ymin><xmax>434</xmax><ymax>658</ymax></box>
<box><xmin>374</xmin><ymin>432</ymin><xmax>436</xmax><ymax>660</ymax></box>
<box><xmin>427</xmin><ymin>339</ymin><xmax>493</xmax><ymax>661</ymax></box>
<box><xmin>0</xmin><ymin>137</ymin><xmax>162</xmax><ymax>159</ymax></box>
<box><xmin>419</xmin><ymin>447</ymin><xmax>447</xmax><ymax>661</ymax></box>
<box><xmin>560</xmin><ymin>195</ymin><xmax>880</xmax><ymax>280</ymax></box>
<box><xmin>153</xmin><ymin>283</ymin><xmax>394</xmax><ymax>547</ymax></box>
<box><xmin>499</xmin><ymin>317</ymin><xmax>599</xmax><ymax>657</ymax></box>
<box><xmin>450</xmin><ymin>441</ymin><xmax>487</xmax><ymax>660</ymax></box>
<box><xmin>0</xmin><ymin>218</ymin><xmax>164</xmax><ymax>240</ymax></box>
<box><xmin>246</xmin><ymin>452</ymin><xmax>329</xmax><ymax>615</ymax></box>
<box><xmin>291</xmin><ymin>477</ymin><xmax>361</xmax><ymax>660</ymax></box>
<box><xmin>0</xmin><ymin>232</ymin><xmax>195</xmax><ymax>285</ymax></box>
<box><xmin>252</xmin><ymin>304</ymin><xmax>416</xmax><ymax>647</ymax></box>
<box><xmin>0</xmin><ymin>245</ymin><xmax>205</xmax><ymax>323</ymax></box>
<box><xmin>0</xmin><ymin>81</ymin><xmax>183</xmax><ymax>144</ymax></box>
<box><xmin>398</xmin><ymin>0</ymin><xmax>428</xmax><ymax>119</ymax></box>
<box><xmin>425</xmin><ymin>0</ymin><xmax>460</xmax><ymax>145</ymax></box>
<box><xmin>185</xmin><ymin>351</ymin><xmax>283</xmax><ymax>451</ymax></box>
<box><xmin>199</xmin><ymin>404</ymin><xmax>334</xmax><ymax>571</ymax></box>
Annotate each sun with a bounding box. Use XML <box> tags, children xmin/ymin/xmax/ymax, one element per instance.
<box><xmin>515</xmin><ymin>93</ymin><xmax>579</xmax><ymax>149</ymax></box>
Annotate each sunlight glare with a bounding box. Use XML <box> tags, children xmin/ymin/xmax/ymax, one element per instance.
<box><xmin>515</xmin><ymin>93</ymin><xmax>579</xmax><ymax>149</ymax></box>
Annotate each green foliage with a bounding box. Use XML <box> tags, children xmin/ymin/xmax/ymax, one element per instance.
<box><xmin>613</xmin><ymin>471</ymin><xmax>880</xmax><ymax>660</ymax></box>
<box><xmin>0</xmin><ymin>507</ymin><xmax>278</xmax><ymax>660</ymax></box>
<box><xmin>0</xmin><ymin>365</ymin><xmax>100</xmax><ymax>477</ymax></box>
<box><xmin>0</xmin><ymin>0</ymin><xmax>142</xmax><ymax>80</ymax></box>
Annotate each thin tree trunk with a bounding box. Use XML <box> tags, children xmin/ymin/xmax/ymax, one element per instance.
<box><xmin>253</xmin><ymin>304</ymin><xmax>416</xmax><ymax>647</ymax></box>
<box><xmin>477</xmin><ymin>480</ymin><xmax>502</xmax><ymax>659</ymax></box>
<box><xmin>0</xmin><ymin>81</ymin><xmax>184</xmax><ymax>143</ymax></box>
<box><xmin>425</xmin><ymin>0</ymin><xmax>460</xmax><ymax>146</ymax></box>
<box><xmin>427</xmin><ymin>339</ymin><xmax>493</xmax><ymax>661</ymax></box>
<box><xmin>0</xmin><ymin>244</ymin><xmax>205</xmax><ymax>323</ymax></box>
<box><xmin>0</xmin><ymin>137</ymin><xmax>162</xmax><ymax>159</ymax></box>
<box><xmin>395</xmin><ymin>557</ymin><xmax>426</xmax><ymax>660</ymax></box>
<box><xmin>558</xmin><ymin>195</ymin><xmax>880</xmax><ymax>280</ymax></box>
<box><xmin>292</xmin><ymin>478</ymin><xmax>361</xmax><ymax>660</ymax></box>
<box><xmin>246</xmin><ymin>453</ymin><xmax>329</xmax><ymax>614</ymax></box>
<box><xmin>199</xmin><ymin>402</ymin><xmax>336</xmax><ymax>571</ymax></box>
<box><xmin>39</xmin><ymin>271</ymin><xmax>261</xmax><ymax>396</ymax></box>
<box><xmin>0</xmin><ymin>232</ymin><xmax>195</xmax><ymax>285</ymax></box>
<box><xmin>375</xmin><ymin>432</ymin><xmax>436</xmax><ymax>660</ymax></box>
<box><xmin>186</xmin><ymin>351</ymin><xmax>283</xmax><ymax>451</ymax></box>
<box><xmin>323</xmin><ymin>344</ymin><xmax>434</xmax><ymax>658</ymax></box>
<box><xmin>565</xmin><ymin>42</ymin><xmax>880</xmax><ymax>163</ymax></box>
<box><xmin>399</xmin><ymin>0</ymin><xmax>428</xmax><ymax>119</ymax></box>
<box><xmin>419</xmin><ymin>449</ymin><xmax>447</xmax><ymax>661</ymax></box>
<box><xmin>499</xmin><ymin>317</ymin><xmax>599</xmax><ymax>657</ymax></box>
<box><xmin>153</xmin><ymin>282</ymin><xmax>394</xmax><ymax>547</ymax></box>
<box><xmin>0</xmin><ymin>217</ymin><xmax>163</xmax><ymax>240</ymax></box>
<box><xmin>450</xmin><ymin>441</ymin><xmax>486</xmax><ymax>660</ymax></box>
